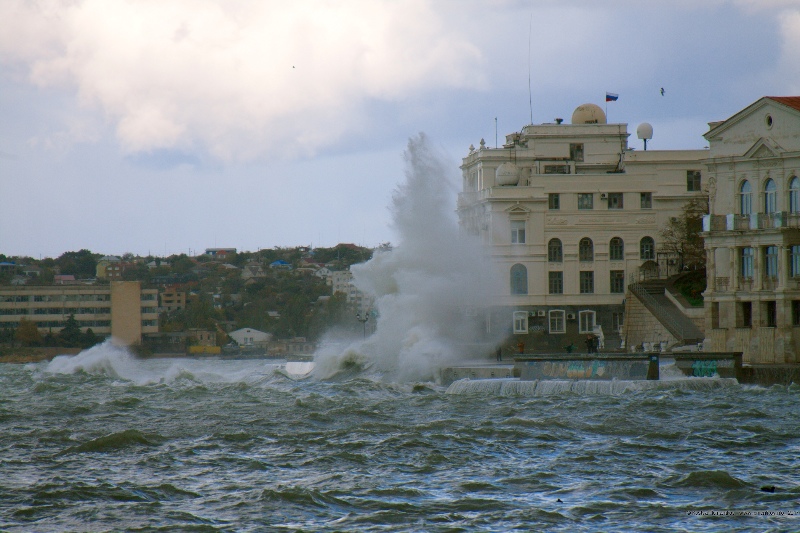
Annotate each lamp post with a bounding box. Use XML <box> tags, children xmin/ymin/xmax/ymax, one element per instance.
<box><xmin>356</xmin><ymin>312</ymin><xmax>369</xmax><ymax>339</ymax></box>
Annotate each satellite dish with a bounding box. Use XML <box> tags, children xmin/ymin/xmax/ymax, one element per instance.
<box><xmin>637</xmin><ymin>123</ymin><xmax>653</xmax><ymax>150</ymax></box>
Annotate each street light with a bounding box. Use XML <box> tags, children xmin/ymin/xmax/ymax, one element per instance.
<box><xmin>356</xmin><ymin>312</ymin><xmax>369</xmax><ymax>339</ymax></box>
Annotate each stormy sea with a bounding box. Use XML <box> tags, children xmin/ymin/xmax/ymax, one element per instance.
<box><xmin>1</xmin><ymin>346</ymin><xmax>799</xmax><ymax>532</ymax></box>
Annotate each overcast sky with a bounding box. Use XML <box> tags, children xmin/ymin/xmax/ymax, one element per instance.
<box><xmin>2</xmin><ymin>0</ymin><xmax>800</xmax><ymax>259</ymax></box>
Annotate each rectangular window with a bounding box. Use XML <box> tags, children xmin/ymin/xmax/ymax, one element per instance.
<box><xmin>513</xmin><ymin>311</ymin><xmax>528</xmax><ymax>334</ymax></box>
<box><xmin>612</xmin><ymin>312</ymin><xmax>624</xmax><ymax>333</ymax></box>
<box><xmin>570</xmin><ymin>143</ymin><xmax>584</xmax><ymax>162</ymax></box>
<box><xmin>548</xmin><ymin>193</ymin><xmax>560</xmax><ymax>210</ymax></box>
<box><xmin>640</xmin><ymin>192</ymin><xmax>652</xmax><ymax>209</ymax></box>
<box><xmin>793</xmin><ymin>301</ymin><xmax>800</xmax><ymax>326</ymax></box>
<box><xmin>510</xmin><ymin>220</ymin><xmax>526</xmax><ymax>244</ymax></box>
<box><xmin>687</xmin><ymin>170</ymin><xmax>702</xmax><ymax>192</ymax></box>
<box><xmin>763</xmin><ymin>301</ymin><xmax>777</xmax><ymax>327</ymax></box>
<box><xmin>607</xmin><ymin>193</ymin><xmax>623</xmax><ymax>209</ymax></box>
<box><xmin>737</xmin><ymin>302</ymin><xmax>752</xmax><ymax>328</ymax></box>
<box><xmin>549</xmin><ymin>310</ymin><xmax>565</xmax><ymax>333</ymax></box>
<box><xmin>548</xmin><ymin>271</ymin><xmax>563</xmax><ymax>294</ymax></box>
<box><xmin>765</xmin><ymin>246</ymin><xmax>779</xmax><ymax>279</ymax></box>
<box><xmin>741</xmin><ymin>248</ymin><xmax>754</xmax><ymax>279</ymax></box>
<box><xmin>544</xmin><ymin>165</ymin><xmax>569</xmax><ymax>174</ymax></box>
<box><xmin>792</xmin><ymin>246</ymin><xmax>800</xmax><ymax>277</ymax></box>
<box><xmin>579</xmin><ymin>310</ymin><xmax>596</xmax><ymax>334</ymax></box>
<box><xmin>610</xmin><ymin>270</ymin><xmax>625</xmax><ymax>294</ymax></box>
<box><xmin>579</xmin><ymin>271</ymin><xmax>594</xmax><ymax>294</ymax></box>
<box><xmin>578</xmin><ymin>193</ymin><xmax>593</xmax><ymax>210</ymax></box>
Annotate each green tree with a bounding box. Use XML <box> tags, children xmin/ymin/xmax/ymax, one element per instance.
<box><xmin>58</xmin><ymin>314</ymin><xmax>82</xmax><ymax>347</ymax></box>
<box><xmin>81</xmin><ymin>328</ymin><xmax>99</xmax><ymax>349</ymax></box>
<box><xmin>171</xmin><ymin>254</ymin><xmax>196</xmax><ymax>274</ymax></box>
<box><xmin>56</xmin><ymin>250</ymin><xmax>99</xmax><ymax>278</ymax></box>
<box><xmin>15</xmin><ymin>319</ymin><xmax>43</xmax><ymax>347</ymax></box>
<box><xmin>0</xmin><ymin>326</ymin><xmax>16</xmax><ymax>346</ymax></box>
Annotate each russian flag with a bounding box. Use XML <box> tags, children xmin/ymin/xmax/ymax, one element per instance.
<box><xmin>606</xmin><ymin>92</ymin><xmax>619</xmax><ymax>102</ymax></box>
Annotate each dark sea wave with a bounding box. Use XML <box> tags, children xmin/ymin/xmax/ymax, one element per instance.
<box><xmin>1</xmin><ymin>349</ymin><xmax>799</xmax><ymax>532</ymax></box>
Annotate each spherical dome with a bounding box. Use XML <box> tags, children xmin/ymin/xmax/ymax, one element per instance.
<box><xmin>637</xmin><ymin>122</ymin><xmax>653</xmax><ymax>140</ymax></box>
<box><xmin>571</xmin><ymin>103</ymin><xmax>607</xmax><ymax>125</ymax></box>
<box><xmin>495</xmin><ymin>162</ymin><xmax>520</xmax><ymax>186</ymax></box>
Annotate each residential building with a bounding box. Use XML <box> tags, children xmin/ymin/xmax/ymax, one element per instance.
<box><xmin>702</xmin><ymin>96</ymin><xmax>800</xmax><ymax>363</ymax></box>
<box><xmin>457</xmin><ymin>103</ymin><xmax>707</xmax><ymax>351</ymax></box>
<box><xmin>229</xmin><ymin>327</ymin><xmax>271</xmax><ymax>347</ymax></box>
<box><xmin>204</xmin><ymin>248</ymin><xmax>236</xmax><ymax>259</ymax></box>
<box><xmin>330</xmin><ymin>269</ymin><xmax>371</xmax><ymax>314</ymax></box>
<box><xmin>0</xmin><ymin>281</ymin><xmax>158</xmax><ymax>345</ymax></box>
<box><xmin>96</xmin><ymin>255</ymin><xmax>122</xmax><ymax>280</ymax></box>
<box><xmin>159</xmin><ymin>288</ymin><xmax>186</xmax><ymax>313</ymax></box>
<box><xmin>241</xmin><ymin>262</ymin><xmax>266</xmax><ymax>280</ymax></box>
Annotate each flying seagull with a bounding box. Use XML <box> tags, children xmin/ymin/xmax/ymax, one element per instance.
<box><xmin>660</xmin><ymin>87</ymin><xmax>665</xmax><ymax>96</ymax></box>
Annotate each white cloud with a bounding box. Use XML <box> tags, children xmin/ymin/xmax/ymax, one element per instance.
<box><xmin>0</xmin><ymin>0</ymin><xmax>484</xmax><ymax>160</ymax></box>
<box><xmin>778</xmin><ymin>10</ymin><xmax>800</xmax><ymax>93</ymax></box>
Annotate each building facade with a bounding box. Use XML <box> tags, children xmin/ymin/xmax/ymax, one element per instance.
<box><xmin>458</xmin><ymin>103</ymin><xmax>707</xmax><ymax>351</ymax></box>
<box><xmin>0</xmin><ymin>281</ymin><xmax>159</xmax><ymax>346</ymax></box>
<box><xmin>159</xmin><ymin>288</ymin><xmax>186</xmax><ymax>313</ymax></box>
<box><xmin>702</xmin><ymin>97</ymin><xmax>800</xmax><ymax>364</ymax></box>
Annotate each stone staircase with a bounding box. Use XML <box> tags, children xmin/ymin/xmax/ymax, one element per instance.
<box><xmin>628</xmin><ymin>279</ymin><xmax>704</xmax><ymax>346</ymax></box>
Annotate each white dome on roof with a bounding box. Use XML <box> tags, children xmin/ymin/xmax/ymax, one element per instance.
<box><xmin>571</xmin><ymin>103</ymin><xmax>607</xmax><ymax>125</ymax></box>
<box><xmin>495</xmin><ymin>162</ymin><xmax>520</xmax><ymax>186</ymax></box>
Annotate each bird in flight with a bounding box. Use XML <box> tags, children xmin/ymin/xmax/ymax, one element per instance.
<box><xmin>660</xmin><ymin>87</ymin><xmax>665</xmax><ymax>96</ymax></box>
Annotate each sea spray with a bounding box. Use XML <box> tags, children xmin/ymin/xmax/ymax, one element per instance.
<box><xmin>314</xmin><ymin>134</ymin><xmax>503</xmax><ymax>381</ymax></box>
<box><xmin>44</xmin><ymin>340</ymin><xmax>283</xmax><ymax>385</ymax></box>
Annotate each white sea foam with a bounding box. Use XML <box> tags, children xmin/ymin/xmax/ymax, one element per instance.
<box><xmin>313</xmin><ymin>134</ymin><xmax>503</xmax><ymax>382</ymax></box>
<box><xmin>43</xmin><ymin>340</ymin><xmax>282</xmax><ymax>385</ymax></box>
<box><xmin>45</xmin><ymin>340</ymin><xmax>140</xmax><ymax>380</ymax></box>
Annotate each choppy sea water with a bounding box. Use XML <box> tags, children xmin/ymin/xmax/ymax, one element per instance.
<box><xmin>1</xmin><ymin>345</ymin><xmax>799</xmax><ymax>532</ymax></box>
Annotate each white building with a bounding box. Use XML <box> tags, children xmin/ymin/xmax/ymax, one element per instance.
<box><xmin>457</xmin><ymin>103</ymin><xmax>707</xmax><ymax>351</ymax></box>
<box><xmin>228</xmin><ymin>327</ymin><xmax>271</xmax><ymax>346</ymax></box>
<box><xmin>330</xmin><ymin>269</ymin><xmax>371</xmax><ymax>314</ymax></box>
<box><xmin>702</xmin><ymin>96</ymin><xmax>800</xmax><ymax>363</ymax></box>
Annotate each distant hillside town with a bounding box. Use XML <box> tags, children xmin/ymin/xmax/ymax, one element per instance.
<box><xmin>0</xmin><ymin>243</ymin><xmax>388</xmax><ymax>355</ymax></box>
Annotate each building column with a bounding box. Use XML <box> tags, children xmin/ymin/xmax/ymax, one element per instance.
<box><xmin>778</xmin><ymin>245</ymin><xmax>787</xmax><ymax>289</ymax></box>
<box><xmin>730</xmin><ymin>246</ymin><xmax>738</xmax><ymax>290</ymax></box>
<box><xmin>755</xmin><ymin>245</ymin><xmax>763</xmax><ymax>291</ymax></box>
<box><xmin>707</xmin><ymin>246</ymin><xmax>716</xmax><ymax>291</ymax></box>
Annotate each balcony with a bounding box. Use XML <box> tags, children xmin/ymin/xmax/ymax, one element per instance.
<box><xmin>703</xmin><ymin>212</ymin><xmax>800</xmax><ymax>232</ymax></box>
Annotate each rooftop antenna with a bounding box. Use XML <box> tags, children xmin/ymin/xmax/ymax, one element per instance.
<box><xmin>495</xmin><ymin>117</ymin><xmax>498</xmax><ymax>148</ymax></box>
<box><xmin>528</xmin><ymin>13</ymin><xmax>533</xmax><ymax>125</ymax></box>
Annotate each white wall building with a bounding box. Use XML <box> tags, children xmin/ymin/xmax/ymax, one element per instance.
<box><xmin>702</xmin><ymin>96</ymin><xmax>800</xmax><ymax>363</ymax></box>
<box><xmin>458</xmin><ymin>103</ymin><xmax>707</xmax><ymax>351</ymax></box>
<box><xmin>228</xmin><ymin>327</ymin><xmax>271</xmax><ymax>346</ymax></box>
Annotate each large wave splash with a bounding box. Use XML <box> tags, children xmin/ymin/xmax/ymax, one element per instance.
<box><xmin>314</xmin><ymin>134</ymin><xmax>503</xmax><ymax>382</ymax></box>
<box><xmin>42</xmin><ymin>340</ymin><xmax>282</xmax><ymax>385</ymax></box>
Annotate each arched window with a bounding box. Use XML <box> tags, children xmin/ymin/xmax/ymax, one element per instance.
<box><xmin>609</xmin><ymin>237</ymin><xmax>624</xmax><ymax>261</ymax></box>
<box><xmin>579</xmin><ymin>238</ymin><xmax>594</xmax><ymax>262</ymax></box>
<box><xmin>548</xmin><ymin>238</ymin><xmax>563</xmax><ymax>262</ymax></box>
<box><xmin>640</xmin><ymin>237</ymin><xmax>655</xmax><ymax>260</ymax></box>
<box><xmin>790</xmin><ymin>177</ymin><xmax>800</xmax><ymax>214</ymax></box>
<box><xmin>740</xmin><ymin>180</ymin><xmax>752</xmax><ymax>215</ymax></box>
<box><xmin>764</xmin><ymin>179</ymin><xmax>777</xmax><ymax>214</ymax></box>
<box><xmin>510</xmin><ymin>264</ymin><xmax>528</xmax><ymax>295</ymax></box>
